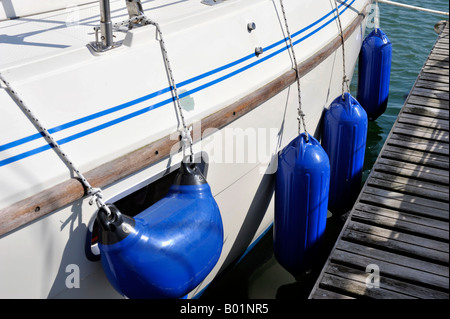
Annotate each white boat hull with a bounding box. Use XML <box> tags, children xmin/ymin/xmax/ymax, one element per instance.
<box><xmin>0</xmin><ymin>0</ymin><xmax>371</xmax><ymax>298</ymax></box>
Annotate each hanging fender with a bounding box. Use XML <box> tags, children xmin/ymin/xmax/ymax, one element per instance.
<box><xmin>274</xmin><ymin>133</ymin><xmax>330</xmax><ymax>276</ymax></box>
<box><xmin>322</xmin><ymin>93</ymin><xmax>368</xmax><ymax>214</ymax></box>
<box><xmin>96</xmin><ymin>161</ymin><xmax>224</xmax><ymax>299</ymax></box>
<box><xmin>357</xmin><ymin>28</ymin><xmax>392</xmax><ymax>121</ymax></box>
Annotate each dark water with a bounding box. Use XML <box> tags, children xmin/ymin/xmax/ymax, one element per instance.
<box><xmin>201</xmin><ymin>0</ymin><xmax>449</xmax><ymax>299</ymax></box>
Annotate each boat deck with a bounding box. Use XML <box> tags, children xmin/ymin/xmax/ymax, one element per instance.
<box><xmin>309</xmin><ymin>22</ymin><xmax>449</xmax><ymax>299</ymax></box>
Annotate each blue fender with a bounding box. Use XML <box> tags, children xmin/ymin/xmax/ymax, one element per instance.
<box><xmin>322</xmin><ymin>93</ymin><xmax>368</xmax><ymax>214</ymax></box>
<box><xmin>357</xmin><ymin>28</ymin><xmax>392</xmax><ymax>121</ymax></box>
<box><xmin>97</xmin><ymin>162</ymin><xmax>223</xmax><ymax>299</ymax></box>
<box><xmin>274</xmin><ymin>133</ymin><xmax>330</xmax><ymax>276</ymax></box>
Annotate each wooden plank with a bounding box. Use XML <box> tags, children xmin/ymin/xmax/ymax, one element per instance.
<box><xmin>421</xmin><ymin>66</ymin><xmax>449</xmax><ymax>77</ymax></box>
<box><xmin>360</xmin><ymin>193</ymin><xmax>448</xmax><ymax>221</ymax></box>
<box><xmin>318</xmin><ymin>273</ymin><xmax>416</xmax><ymax>299</ymax></box>
<box><xmin>381</xmin><ymin>150</ymin><xmax>449</xmax><ymax>170</ymax></box>
<box><xmin>427</xmin><ymin>47</ymin><xmax>449</xmax><ymax>53</ymax></box>
<box><xmin>388</xmin><ymin>134</ymin><xmax>449</xmax><ymax>155</ymax></box>
<box><xmin>321</xmin><ymin>263</ymin><xmax>449</xmax><ymax>299</ymax></box>
<box><xmin>428</xmin><ymin>53</ymin><xmax>449</xmax><ymax>63</ymax></box>
<box><xmin>394</xmin><ymin>122</ymin><xmax>449</xmax><ymax>135</ymax></box>
<box><xmin>416</xmin><ymin>79</ymin><xmax>449</xmax><ymax>91</ymax></box>
<box><xmin>383</xmin><ymin>143</ymin><xmax>449</xmax><ymax>162</ymax></box>
<box><xmin>434</xmin><ymin>42</ymin><xmax>449</xmax><ymax>50</ymax></box>
<box><xmin>425</xmin><ymin>60</ymin><xmax>449</xmax><ymax>71</ymax></box>
<box><xmin>310</xmin><ymin>287</ymin><xmax>355</xmax><ymax>299</ymax></box>
<box><xmin>353</xmin><ymin>202</ymin><xmax>449</xmax><ymax>230</ymax></box>
<box><xmin>392</xmin><ymin>125</ymin><xmax>449</xmax><ymax>143</ymax></box>
<box><xmin>412</xmin><ymin>85</ymin><xmax>450</xmax><ymax>96</ymax></box>
<box><xmin>362</xmin><ymin>186</ymin><xmax>449</xmax><ymax>213</ymax></box>
<box><xmin>367</xmin><ymin>176</ymin><xmax>449</xmax><ymax>203</ymax></box>
<box><xmin>398</xmin><ymin>113</ymin><xmax>450</xmax><ymax>130</ymax></box>
<box><xmin>407</xmin><ymin>96</ymin><xmax>449</xmax><ymax>109</ymax></box>
<box><xmin>426</xmin><ymin>55</ymin><xmax>449</xmax><ymax>69</ymax></box>
<box><xmin>376</xmin><ymin>158</ymin><xmax>449</xmax><ymax>178</ymax></box>
<box><xmin>428</xmin><ymin>46</ymin><xmax>449</xmax><ymax>54</ymax></box>
<box><xmin>428</xmin><ymin>50</ymin><xmax>449</xmax><ymax>59</ymax></box>
<box><xmin>396</xmin><ymin>117</ymin><xmax>450</xmax><ymax>130</ymax></box>
<box><xmin>428</xmin><ymin>44</ymin><xmax>448</xmax><ymax>51</ymax></box>
<box><xmin>419</xmin><ymin>72</ymin><xmax>450</xmax><ymax>84</ymax></box>
<box><xmin>428</xmin><ymin>51</ymin><xmax>449</xmax><ymax>63</ymax></box>
<box><xmin>369</xmin><ymin>170</ymin><xmax>449</xmax><ymax>196</ymax></box>
<box><xmin>329</xmin><ymin>249</ymin><xmax>449</xmax><ymax>292</ymax></box>
<box><xmin>352</xmin><ymin>205</ymin><xmax>449</xmax><ymax>241</ymax></box>
<box><xmin>431</xmin><ymin>48</ymin><xmax>450</xmax><ymax>56</ymax></box>
<box><xmin>335</xmin><ymin>240</ymin><xmax>449</xmax><ymax>279</ymax></box>
<box><xmin>429</xmin><ymin>51</ymin><xmax>449</xmax><ymax>58</ymax></box>
<box><xmin>374</xmin><ymin>158</ymin><xmax>449</xmax><ymax>181</ymax></box>
<box><xmin>381</xmin><ymin>147</ymin><xmax>449</xmax><ymax>170</ymax></box>
<box><xmin>343</xmin><ymin>222</ymin><xmax>449</xmax><ymax>263</ymax></box>
<box><xmin>372</xmin><ymin>163</ymin><xmax>448</xmax><ymax>189</ymax></box>
<box><xmin>345</xmin><ymin>221</ymin><xmax>449</xmax><ymax>255</ymax></box>
<box><xmin>403</xmin><ymin>105</ymin><xmax>449</xmax><ymax>120</ymax></box>
<box><xmin>411</xmin><ymin>87</ymin><xmax>450</xmax><ymax>100</ymax></box>
<box><xmin>334</xmin><ymin>241</ymin><xmax>449</xmax><ymax>287</ymax></box>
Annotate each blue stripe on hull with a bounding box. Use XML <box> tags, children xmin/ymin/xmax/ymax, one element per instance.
<box><xmin>0</xmin><ymin>0</ymin><xmax>357</xmax><ymax>167</ymax></box>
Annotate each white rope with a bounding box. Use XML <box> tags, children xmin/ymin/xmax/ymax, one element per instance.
<box><xmin>333</xmin><ymin>0</ymin><xmax>350</xmax><ymax>100</ymax></box>
<box><xmin>114</xmin><ymin>15</ymin><xmax>195</xmax><ymax>162</ymax></box>
<box><xmin>141</xmin><ymin>16</ymin><xmax>195</xmax><ymax>163</ymax></box>
<box><xmin>279</xmin><ymin>0</ymin><xmax>309</xmax><ymax>141</ymax></box>
<box><xmin>0</xmin><ymin>73</ymin><xmax>112</xmax><ymax>216</ymax></box>
<box><xmin>377</xmin><ymin>0</ymin><xmax>449</xmax><ymax>16</ymax></box>
<box><xmin>180</xmin><ymin>126</ymin><xmax>193</xmax><ymax>160</ymax></box>
<box><xmin>374</xmin><ymin>0</ymin><xmax>380</xmax><ymax>30</ymax></box>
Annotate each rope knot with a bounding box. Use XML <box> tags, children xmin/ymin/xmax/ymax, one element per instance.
<box><xmin>343</xmin><ymin>75</ymin><xmax>349</xmax><ymax>84</ymax></box>
<box><xmin>180</xmin><ymin>126</ymin><xmax>193</xmax><ymax>148</ymax></box>
<box><xmin>88</xmin><ymin>187</ymin><xmax>111</xmax><ymax>216</ymax></box>
<box><xmin>180</xmin><ymin>126</ymin><xmax>194</xmax><ymax>161</ymax></box>
<box><xmin>88</xmin><ymin>187</ymin><xmax>102</xmax><ymax>205</ymax></box>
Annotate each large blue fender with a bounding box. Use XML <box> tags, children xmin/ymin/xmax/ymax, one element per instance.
<box><xmin>97</xmin><ymin>162</ymin><xmax>223</xmax><ymax>299</ymax></box>
<box><xmin>322</xmin><ymin>93</ymin><xmax>368</xmax><ymax>215</ymax></box>
<box><xmin>274</xmin><ymin>133</ymin><xmax>330</xmax><ymax>276</ymax></box>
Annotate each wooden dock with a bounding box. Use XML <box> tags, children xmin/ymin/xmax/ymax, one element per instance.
<box><xmin>309</xmin><ymin>22</ymin><xmax>449</xmax><ymax>299</ymax></box>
